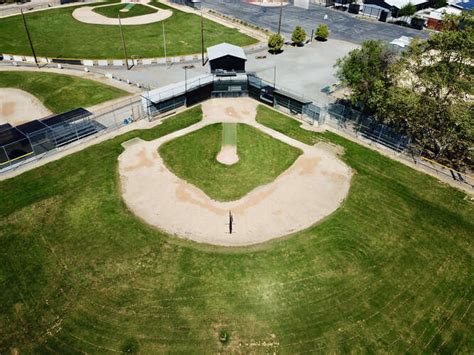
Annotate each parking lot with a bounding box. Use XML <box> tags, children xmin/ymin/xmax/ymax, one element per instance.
<box><xmin>202</xmin><ymin>0</ymin><xmax>429</xmax><ymax>44</ymax></box>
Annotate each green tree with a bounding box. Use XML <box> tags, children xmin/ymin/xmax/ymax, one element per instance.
<box><xmin>291</xmin><ymin>26</ymin><xmax>306</xmax><ymax>45</ymax></box>
<box><xmin>382</xmin><ymin>16</ymin><xmax>474</xmax><ymax>169</ymax></box>
<box><xmin>315</xmin><ymin>24</ymin><xmax>329</xmax><ymax>41</ymax></box>
<box><xmin>335</xmin><ymin>40</ymin><xmax>398</xmax><ymax>114</ymax></box>
<box><xmin>434</xmin><ymin>0</ymin><xmax>447</xmax><ymax>8</ymax></box>
<box><xmin>268</xmin><ymin>33</ymin><xmax>284</xmax><ymax>53</ymax></box>
<box><xmin>398</xmin><ymin>2</ymin><xmax>416</xmax><ymax>21</ymax></box>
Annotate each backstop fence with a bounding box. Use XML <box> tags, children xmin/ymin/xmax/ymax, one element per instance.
<box><xmin>1</xmin><ymin>72</ymin><xmax>472</xmax><ymax>190</ymax></box>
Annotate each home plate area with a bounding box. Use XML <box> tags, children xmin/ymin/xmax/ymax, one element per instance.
<box><xmin>119</xmin><ymin>98</ymin><xmax>352</xmax><ymax>246</ymax></box>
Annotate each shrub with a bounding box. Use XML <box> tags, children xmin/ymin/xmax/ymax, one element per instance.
<box><xmin>291</xmin><ymin>26</ymin><xmax>306</xmax><ymax>45</ymax></box>
<box><xmin>315</xmin><ymin>24</ymin><xmax>329</xmax><ymax>41</ymax></box>
<box><xmin>268</xmin><ymin>33</ymin><xmax>284</xmax><ymax>53</ymax></box>
<box><xmin>219</xmin><ymin>330</ymin><xmax>230</xmax><ymax>344</ymax></box>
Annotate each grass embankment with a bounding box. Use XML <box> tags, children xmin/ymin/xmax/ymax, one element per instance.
<box><xmin>0</xmin><ymin>105</ymin><xmax>472</xmax><ymax>353</ymax></box>
<box><xmin>92</xmin><ymin>4</ymin><xmax>157</xmax><ymax>19</ymax></box>
<box><xmin>159</xmin><ymin>123</ymin><xmax>302</xmax><ymax>201</ymax></box>
<box><xmin>0</xmin><ymin>1</ymin><xmax>257</xmax><ymax>59</ymax></box>
<box><xmin>0</xmin><ymin>71</ymin><xmax>127</xmax><ymax>113</ymax></box>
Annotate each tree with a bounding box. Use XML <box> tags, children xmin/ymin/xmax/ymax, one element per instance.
<box><xmin>268</xmin><ymin>33</ymin><xmax>284</xmax><ymax>54</ymax></box>
<box><xmin>315</xmin><ymin>24</ymin><xmax>329</xmax><ymax>41</ymax></box>
<box><xmin>381</xmin><ymin>15</ymin><xmax>474</xmax><ymax>170</ymax></box>
<box><xmin>335</xmin><ymin>40</ymin><xmax>398</xmax><ymax>115</ymax></box>
<box><xmin>291</xmin><ymin>26</ymin><xmax>306</xmax><ymax>46</ymax></box>
<box><xmin>398</xmin><ymin>2</ymin><xmax>416</xmax><ymax>21</ymax></box>
<box><xmin>334</xmin><ymin>11</ymin><xmax>474</xmax><ymax>169</ymax></box>
<box><xmin>434</xmin><ymin>0</ymin><xmax>447</xmax><ymax>9</ymax></box>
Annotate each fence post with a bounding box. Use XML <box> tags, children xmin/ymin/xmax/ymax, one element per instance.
<box><xmin>377</xmin><ymin>125</ymin><xmax>385</xmax><ymax>143</ymax></box>
<box><xmin>2</xmin><ymin>145</ymin><xmax>11</xmax><ymax>168</ymax></box>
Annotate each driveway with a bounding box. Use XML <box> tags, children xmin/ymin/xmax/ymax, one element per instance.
<box><xmin>202</xmin><ymin>0</ymin><xmax>429</xmax><ymax>44</ymax></box>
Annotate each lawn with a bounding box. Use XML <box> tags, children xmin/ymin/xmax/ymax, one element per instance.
<box><xmin>0</xmin><ymin>105</ymin><xmax>472</xmax><ymax>353</ymax></box>
<box><xmin>256</xmin><ymin>105</ymin><xmax>322</xmax><ymax>145</ymax></box>
<box><xmin>159</xmin><ymin>123</ymin><xmax>302</xmax><ymax>201</ymax></box>
<box><xmin>92</xmin><ymin>4</ymin><xmax>157</xmax><ymax>19</ymax></box>
<box><xmin>0</xmin><ymin>71</ymin><xmax>127</xmax><ymax>113</ymax></box>
<box><xmin>0</xmin><ymin>1</ymin><xmax>257</xmax><ymax>59</ymax></box>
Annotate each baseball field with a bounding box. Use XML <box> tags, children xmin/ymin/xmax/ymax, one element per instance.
<box><xmin>0</xmin><ymin>1</ymin><xmax>257</xmax><ymax>59</ymax></box>
<box><xmin>1</xmin><ymin>103</ymin><xmax>472</xmax><ymax>353</ymax></box>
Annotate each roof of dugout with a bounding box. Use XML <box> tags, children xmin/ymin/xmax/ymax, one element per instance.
<box><xmin>207</xmin><ymin>43</ymin><xmax>247</xmax><ymax>62</ymax></box>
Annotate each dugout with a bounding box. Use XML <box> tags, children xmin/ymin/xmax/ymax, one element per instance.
<box><xmin>1</xmin><ymin>108</ymin><xmax>103</xmax><ymax>168</ymax></box>
<box><xmin>207</xmin><ymin>43</ymin><xmax>247</xmax><ymax>74</ymax></box>
<box><xmin>142</xmin><ymin>75</ymin><xmax>214</xmax><ymax>116</ymax></box>
<box><xmin>273</xmin><ymin>89</ymin><xmax>312</xmax><ymax>116</ymax></box>
<box><xmin>0</xmin><ymin>124</ymin><xmax>33</xmax><ymax>166</ymax></box>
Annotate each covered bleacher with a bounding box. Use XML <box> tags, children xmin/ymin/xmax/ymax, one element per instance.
<box><xmin>0</xmin><ymin>108</ymin><xmax>105</xmax><ymax>168</ymax></box>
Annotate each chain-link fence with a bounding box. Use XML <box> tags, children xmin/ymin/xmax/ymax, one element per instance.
<box><xmin>0</xmin><ymin>95</ymin><xmax>147</xmax><ymax>173</ymax></box>
<box><xmin>325</xmin><ymin>102</ymin><xmax>410</xmax><ymax>152</ymax></box>
<box><xmin>1</xmin><ymin>71</ymin><xmax>472</xmax><ymax>191</ymax></box>
<box><xmin>323</xmin><ymin>102</ymin><xmax>473</xmax><ymax>189</ymax></box>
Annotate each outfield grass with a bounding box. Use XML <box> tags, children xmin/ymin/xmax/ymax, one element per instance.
<box><xmin>0</xmin><ymin>71</ymin><xmax>127</xmax><ymax>113</ymax></box>
<box><xmin>0</xmin><ymin>105</ymin><xmax>472</xmax><ymax>353</ymax></box>
<box><xmin>0</xmin><ymin>1</ymin><xmax>257</xmax><ymax>59</ymax></box>
<box><xmin>159</xmin><ymin>123</ymin><xmax>302</xmax><ymax>201</ymax></box>
<box><xmin>256</xmin><ymin>105</ymin><xmax>323</xmax><ymax>145</ymax></box>
<box><xmin>92</xmin><ymin>4</ymin><xmax>157</xmax><ymax>19</ymax></box>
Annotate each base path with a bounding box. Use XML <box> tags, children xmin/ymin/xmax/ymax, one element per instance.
<box><xmin>0</xmin><ymin>88</ymin><xmax>52</xmax><ymax>126</ymax></box>
<box><xmin>119</xmin><ymin>98</ymin><xmax>352</xmax><ymax>246</ymax></box>
<box><xmin>72</xmin><ymin>3</ymin><xmax>172</xmax><ymax>26</ymax></box>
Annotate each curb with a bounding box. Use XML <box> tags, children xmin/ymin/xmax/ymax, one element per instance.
<box><xmin>0</xmin><ymin>43</ymin><xmax>267</xmax><ymax>68</ymax></box>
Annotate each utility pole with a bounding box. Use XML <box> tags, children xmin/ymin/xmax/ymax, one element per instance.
<box><xmin>118</xmin><ymin>14</ymin><xmax>130</xmax><ymax>70</ymax></box>
<box><xmin>162</xmin><ymin>23</ymin><xmax>167</xmax><ymax>65</ymax></box>
<box><xmin>277</xmin><ymin>0</ymin><xmax>283</xmax><ymax>35</ymax></box>
<box><xmin>201</xmin><ymin>9</ymin><xmax>205</xmax><ymax>66</ymax></box>
<box><xmin>20</xmin><ymin>9</ymin><xmax>39</xmax><ymax>68</ymax></box>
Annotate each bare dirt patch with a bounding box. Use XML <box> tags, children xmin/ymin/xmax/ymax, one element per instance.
<box><xmin>119</xmin><ymin>99</ymin><xmax>352</xmax><ymax>246</ymax></box>
<box><xmin>0</xmin><ymin>88</ymin><xmax>52</xmax><ymax>126</ymax></box>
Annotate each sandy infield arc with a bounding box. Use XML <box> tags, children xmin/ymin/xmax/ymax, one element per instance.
<box><xmin>72</xmin><ymin>3</ymin><xmax>172</xmax><ymax>26</ymax></box>
<box><xmin>0</xmin><ymin>88</ymin><xmax>52</xmax><ymax>126</ymax></box>
<box><xmin>119</xmin><ymin>98</ymin><xmax>352</xmax><ymax>246</ymax></box>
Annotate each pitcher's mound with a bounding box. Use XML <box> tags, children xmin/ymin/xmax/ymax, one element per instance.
<box><xmin>0</xmin><ymin>88</ymin><xmax>51</xmax><ymax>126</ymax></box>
<box><xmin>217</xmin><ymin>146</ymin><xmax>239</xmax><ymax>165</ymax></box>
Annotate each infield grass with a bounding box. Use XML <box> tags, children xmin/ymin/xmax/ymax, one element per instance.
<box><xmin>159</xmin><ymin>123</ymin><xmax>302</xmax><ymax>201</ymax></box>
<box><xmin>0</xmin><ymin>71</ymin><xmax>127</xmax><ymax>113</ymax></box>
<box><xmin>222</xmin><ymin>122</ymin><xmax>237</xmax><ymax>147</ymax></box>
<box><xmin>0</xmin><ymin>105</ymin><xmax>472</xmax><ymax>353</ymax></box>
<box><xmin>0</xmin><ymin>1</ymin><xmax>257</xmax><ymax>59</ymax></box>
<box><xmin>92</xmin><ymin>4</ymin><xmax>157</xmax><ymax>19</ymax></box>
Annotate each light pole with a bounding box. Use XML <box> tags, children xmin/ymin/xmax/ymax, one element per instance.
<box><xmin>20</xmin><ymin>9</ymin><xmax>39</xmax><ymax>68</ymax></box>
<box><xmin>277</xmin><ymin>0</ymin><xmax>283</xmax><ymax>35</ymax></box>
<box><xmin>118</xmin><ymin>14</ymin><xmax>130</xmax><ymax>70</ymax></box>
<box><xmin>201</xmin><ymin>9</ymin><xmax>205</xmax><ymax>66</ymax></box>
<box><xmin>162</xmin><ymin>23</ymin><xmax>167</xmax><ymax>65</ymax></box>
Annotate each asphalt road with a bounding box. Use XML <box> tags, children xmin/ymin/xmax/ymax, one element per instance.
<box><xmin>202</xmin><ymin>0</ymin><xmax>429</xmax><ymax>44</ymax></box>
